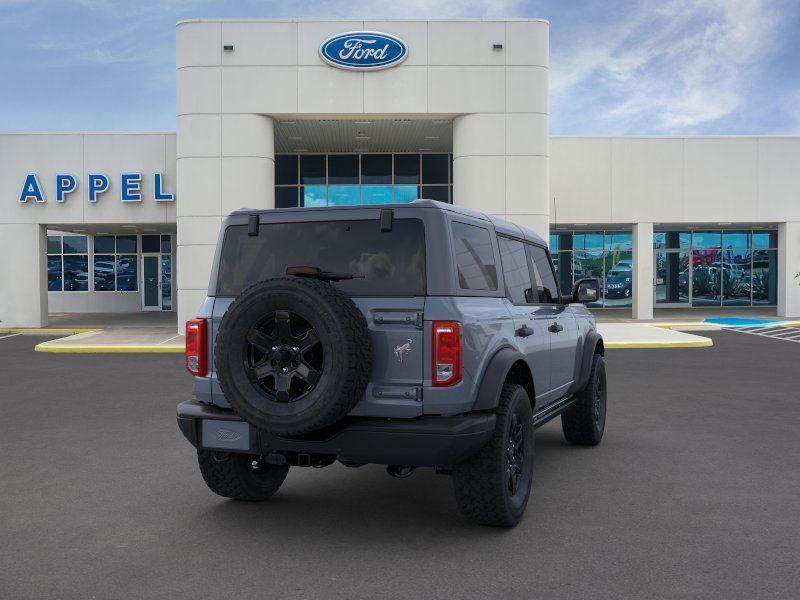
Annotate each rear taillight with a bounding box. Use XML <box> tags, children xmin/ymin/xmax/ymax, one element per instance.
<box><xmin>185</xmin><ymin>319</ymin><xmax>208</xmax><ymax>377</ymax></box>
<box><xmin>432</xmin><ymin>321</ymin><xmax>462</xmax><ymax>387</ymax></box>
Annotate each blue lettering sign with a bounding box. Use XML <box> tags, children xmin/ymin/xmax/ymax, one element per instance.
<box><xmin>153</xmin><ymin>173</ymin><xmax>174</xmax><ymax>202</ymax></box>
<box><xmin>56</xmin><ymin>174</ymin><xmax>77</xmax><ymax>202</ymax></box>
<box><xmin>87</xmin><ymin>173</ymin><xmax>109</xmax><ymax>203</ymax></box>
<box><xmin>19</xmin><ymin>174</ymin><xmax>45</xmax><ymax>203</ymax></box>
<box><xmin>319</xmin><ymin>31</ymin><xmax>408</xmax><ymax>71</ymax></box>
<box><xmin>121</xmin><ymin>173</ymin><xmax>142</xmax><ymax>202</ymax></box>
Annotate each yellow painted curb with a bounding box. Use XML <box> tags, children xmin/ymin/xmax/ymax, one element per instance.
<box><xmin>0</xmin><ymin>328</ymin><xmax>100</xmax><ymax>335</ymax></box>
<box><xmin>35</xmin><ymin>343</ymin><xmax>184</xmax><ymax>353</ymax></box>
<box><xmin>606</xmin><ymin>339</ymin><xmax>713</xmax><ymax>349</ymax></box>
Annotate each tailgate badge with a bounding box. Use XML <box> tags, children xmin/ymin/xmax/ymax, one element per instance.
<box><xmin>393</xmin><ymin>338</ymin><xmax>413</xmax><ymax>363</ymax></box>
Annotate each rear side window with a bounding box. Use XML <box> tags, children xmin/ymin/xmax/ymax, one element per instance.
<box><xmin>216</xmin><ymin>219</ymin><xmax>426</xmax><ymax>297</ymax></box>
<box><xmin>498</xmin><ymin>237</ymin><xmax>534</xmax><ymax>304</ymax></box>
<box><xmin>526</xmin><ymin>244</ymin><xmax>560</xmax><ymax>303</ymax></box>
<box><xmin>451</xmin><ymin>222</ymin><xmax>498</xmax><ymax>291</ymax></box>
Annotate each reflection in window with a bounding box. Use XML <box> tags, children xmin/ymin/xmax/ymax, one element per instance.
<box><xmin>63</xmin><ymin>255</ymin><xmax>89</xmax><ymax>291</ymax></box>
<box><xmin>275</xmin><ymin>153</ymin><xmax>452</xmax><ymax>207</ymax></box>
<box><xmin>47</xmin><ymin>256</ymin><xmax>62</xmax><ymax>291</ymax></box>
<box><xmin>655</xmin><ymin>251</ymin><xmax>690</xmax><ymax>305</ymax></box>
<box><xmin>94</xmin><ymin>255</ymin><xmax>116</xmax><ymax>291</ymax></box>
<box><xmin>117</xmin><ymin>256</ymin><xmax>137</xmax><ymax>291</ymax></box>
<box><xmin>498</xmin><ymin>237</ymin><xmax>533</xmax><ymax>304</ymax></box>
<box><xmin>452</xmin><ymin>222</ymin><xmax>497</xmax><ymax>291</ymax></box>
<box><xmin>47</xmin><ymin>234</ymin><xmax>88</xmax><ymax>292</ymax></box>
<box><xmin>753</xmin><ymin>250</ymin><xmax>777</xmax><ymax>305</ymax></box>
<box><xmin>527</xmin><ymin>244</ymin><xmax>559</xmax><ymax>303</ymax></box>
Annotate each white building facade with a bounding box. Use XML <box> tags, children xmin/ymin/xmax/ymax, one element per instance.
<box><xmin>0</xmin><ymin>19</ymin><xmax>798</xmax><ymax>328</ymax></box>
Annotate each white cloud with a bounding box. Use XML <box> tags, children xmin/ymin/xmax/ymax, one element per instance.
<box><xmin>551</xmin><ymin>0</ymin><xmax>791</xmax><ymax>133</ymax></box>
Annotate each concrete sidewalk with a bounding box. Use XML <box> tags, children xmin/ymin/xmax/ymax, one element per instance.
<box><xmin>597</xmin><ymin>323</ymin><xmax>713</xmax><ymax>348</ymax></box>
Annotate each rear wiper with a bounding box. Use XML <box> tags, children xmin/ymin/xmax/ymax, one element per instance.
<box><xmin>286</xmin><ymin>266</ymin><xmax>365</xmax><ymax>282</ymax></box>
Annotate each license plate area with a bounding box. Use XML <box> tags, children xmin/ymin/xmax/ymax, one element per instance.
<box><xmin>201</xmin><ymin>419</ymin><xmax>250</xmax><ymax>451</ymax></box>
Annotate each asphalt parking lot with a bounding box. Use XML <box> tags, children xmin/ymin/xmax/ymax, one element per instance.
<box><xmin>1</xmin><ymin>331</ymin><xmax>799</xmax><ymax>600</ymax></box>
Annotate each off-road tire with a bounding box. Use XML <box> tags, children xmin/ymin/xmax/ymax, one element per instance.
<box><xmin>561</xmin><ymin>353</ymin><xmax>606</xmax><ymax>445</ymax></box>
<box><xmin>197</xmin><ymin>450</ymin><xmax>289</xmax><ymax>501</ymax></box>
<box><xmin>215</xmin><ymin>277</ymin><xmax>372</xmax><ymax>435</ymax></box>
<box><xmin>452</xmin><ymin>384</ymin><xmax>534</xmax><ymax>527</ymax></box>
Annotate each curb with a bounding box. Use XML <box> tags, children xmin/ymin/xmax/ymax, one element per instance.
<box><xmin>0</xmin><ymin>328</ymin><xmax>100</xmax><ymax>335</ymax></box>
<box><xmin>34</xmin><ymin>343</ymin><xmax>184</xmax><ymax>354</ymax></box>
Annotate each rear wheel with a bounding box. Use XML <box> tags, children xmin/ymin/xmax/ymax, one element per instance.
<box><xmin>197</xmin><ymin>450</ymin><xmax>289</xmax><ymax>501</ymax></box>
<box><xmin>561</xmin><ymin>354</ymin><xmax>606</xmax><ymax>445</ymax></box>
<box><xmin>452</xmin><ymin>384</ymin><xmax>534</xmax><ymax>527</ymax></box>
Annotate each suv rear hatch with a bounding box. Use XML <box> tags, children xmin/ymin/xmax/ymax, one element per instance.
<box><xmin>210</xmin><ymin>214</ymin><xmax>427</xmax><ymax>418</ymax></box>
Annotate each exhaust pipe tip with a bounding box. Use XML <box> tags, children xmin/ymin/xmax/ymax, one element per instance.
<box><xmin>386</xmin><ymin>465</ymin><xmax>415</xmax><ymax>479</ymax></box>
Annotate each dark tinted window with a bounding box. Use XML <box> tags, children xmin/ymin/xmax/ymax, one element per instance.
<box><xmin>47</xmin><ymin>235</ymin><xmax>61</xmax><ymax>254</ymax></box>
<box><xmin>141</xmin><ymin>234</ymin><xmax>160</xmax><ymax>253</ymax></box>
<box><xmin>394</xmin><ymin>154</ymin><xmax>419</xmax><ymax>184</ymax></box>
<box><xmin>421</xmin><ymin>186</ymin><xmax>449</xmax><ymax>202</ymax></box>
<box><xmin>62</xmin><ymin>235</ymin><xmax>87</xmax><ymax>254</ymax></box>
<box><xmin>300</xmin><ymin>155</ymin><xmax>325</xmax><ymax>184</ymax></box>
<box><xmin>94</xmin><ymin>235</ymin><xmax>115</xmax><ymax>253</ymax></box>
<box><xmin>451</xmin><ymin>222</ymin><xmax>497</xmax><ymax>291</ymax></box>
<box><xmin>328</xmin><ymin>155</ymin><xmax>358</xmax><ymax>184</ymax></box>
<box><xmin>275</xmin><ymin>187</ymin><xmax>298</xmax><ymax>208</ymax></box>
<box><xmin>498</xmin><ymin>237</ymin><xmax>533</xmax><ymax>304</ymax></box>
<box><xmin>361</xmin><ymin>154</ymin><xmax>391</xmax><ymax>184</ymax></box>
<box><xmin>526</xmin><ymin>244</ymin><xmax>559</xmax><ymax>303</ymax></box>
<box><xmin>116</xmin><ymin>235</ymin><xmax>137</xmax><ymax>253</ymax></box>
<box><xmin>422</xmin><ymin>154</ymin><xmax>449</xmax><ymax>184</ymax></box>
<box><xmin>217</xmin><ymin>219</ymin><xmax>426</xmax><ymax>297</ymax></box>
<box><xmin>275</xmin><ymin>155</ymin><xmax>298</xmax><ymax>185</ymax></box>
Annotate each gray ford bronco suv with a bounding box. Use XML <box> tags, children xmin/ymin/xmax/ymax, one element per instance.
<box><xmin>177</xmin><ymin>200</ymin><xmax>606</xmax><ymax>527</ymax></box>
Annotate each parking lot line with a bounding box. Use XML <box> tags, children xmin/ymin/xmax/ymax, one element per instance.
<box><xmin>0</xmin><ymin>333</ymin><xmax>21</xmax><ymax>341</ymax></box>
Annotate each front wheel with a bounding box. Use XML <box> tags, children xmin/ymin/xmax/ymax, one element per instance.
<box><xmin>561</xmin><ymin>354</ymin><xmax>607</xmax><ymax>445</ymax></box>
<box><xmin>452</xmin><ymin>384</ymin><xmax>534</xmax><ymax>527</ymax></box>
<box><xmin>197</xmin><ymin>450</ymin><xmax>289</xmax><ymax>501</ymax></box>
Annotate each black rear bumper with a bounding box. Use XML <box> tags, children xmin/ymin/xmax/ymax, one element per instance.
<box><xmin>177</xmin><ymin>400</ymin><xmax>496</xmax><ymax>467</ymax></box>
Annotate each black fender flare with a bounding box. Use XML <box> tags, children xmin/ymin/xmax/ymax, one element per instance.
<box><xmin>473</xmin><ymin>347</ymin><xmax>529</xmax><ymax>411</ymax></box>
<box><xmin>573</xmin><ymin>331</ymin><xmax>604</xmax><ymax>393</ymax></box>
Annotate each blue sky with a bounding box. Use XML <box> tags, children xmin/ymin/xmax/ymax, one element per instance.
<box><xmin>1</xmin><ymin>0</ymin><xmax>798</xmax><ymax>135</ymax></box>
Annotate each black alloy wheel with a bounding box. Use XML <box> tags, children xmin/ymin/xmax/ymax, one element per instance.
<box><xmin>244</xmin><ymin>310</ymin><xmax>323</xmax><ymax>403</ymax></box>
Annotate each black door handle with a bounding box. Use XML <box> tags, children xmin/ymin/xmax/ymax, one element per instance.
<box><xmin>515</xmin><ymin>325</ymin><xmax>534</xmax><ymax>338</ymax></box>
<box><xmin>548</xmin><ymin>322</ymin><xmax>563</xmax><ymax>333</ymax></box>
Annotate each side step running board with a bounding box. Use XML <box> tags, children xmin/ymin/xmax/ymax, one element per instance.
<box><xmin>532</xmin><ymin>395</ymin><xmax>576</xmax><ymax>429</ymax></box>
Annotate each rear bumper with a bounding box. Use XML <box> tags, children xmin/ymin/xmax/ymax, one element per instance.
<box><xmin>177</xmin><ymin>400</ymin><xmax>495</xmax><ymax>467</ymax></box>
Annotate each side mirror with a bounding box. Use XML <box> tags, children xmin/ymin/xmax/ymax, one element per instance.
<box><xmin>573</xmin><ymin>277</ymin><xmax>600</xmax><ymax>304</ymax></box>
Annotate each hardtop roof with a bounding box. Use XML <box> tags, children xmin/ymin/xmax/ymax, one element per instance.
<box><xmin>230</xmin><ymin>199</ymin><xmax>547</xmax><ymax>246</ymax></box>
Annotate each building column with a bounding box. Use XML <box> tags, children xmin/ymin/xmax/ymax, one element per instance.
<box><xmin>452</xmin><ymin>113</ymin><xmax>549</xmax><ymax>241</ymax></box>
<box><xmin>778</xmin><ymin>221</ymin><xmax>800</xmax><ymax>318</ymax></box>
<box><xmin>632</xmin><ymin>222</ymin><xmax>654</xmax><ymax>320</ymax></box>
<box><xmin>176</xmin><ymin>114</ymin><xmax>275</xmax><ymax>327</ymax></box>
<box><xmin>0</xmin><ymin>224</ymin><xmax>47</xmax><ymax>328</ymax></box>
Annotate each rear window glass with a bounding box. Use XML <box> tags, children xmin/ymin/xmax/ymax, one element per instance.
<box><xmin>451</xmin><ymin>222</ymin><xmax>498</xmax><ymax>291</ymax></box>
<box><xmin>216</xmin><ymin>219</ymin><xmax>426</xmax><ymax>297</ymax></box>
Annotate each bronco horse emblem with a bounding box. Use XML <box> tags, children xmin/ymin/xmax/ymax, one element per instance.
<box><xmin>393</xmin><ymin>338</ymin><xmax>413</xmax><ymax>363</ymax></box>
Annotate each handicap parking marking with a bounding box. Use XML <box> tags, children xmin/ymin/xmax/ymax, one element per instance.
<box><xmin>724</xmin><ymin>325</ymin><xmax>800</xmax><ymax>343</ymax></box>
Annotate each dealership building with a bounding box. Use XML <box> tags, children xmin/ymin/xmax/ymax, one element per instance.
<box><xmin>1</xmin><ymin>18</ymin><xmax>798</xmax><ymax>329</ymax></box>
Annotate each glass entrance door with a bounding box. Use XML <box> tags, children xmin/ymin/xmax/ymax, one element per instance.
<box><xmin>142</xmin><ymin>255</ymin><xmax>161</xmax><ymax>311</ymax></box>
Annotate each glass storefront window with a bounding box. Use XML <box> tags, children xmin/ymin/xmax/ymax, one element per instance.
<box><xmin>421</xmin><ymin>186</ymin><xmax>448</xmax><ymax>203</ymax></box>
<box><xmin>573</xmin><ymin>233</ymin><xmax>603</xmax><ymax>250</ymax></box>
<box><xmin>328</xmin><ymin>155</ymin><xmax>358</xmax><ymax>184</ymax></box>
<box><xmin>752</xmin><ymin>231</ymin><xmax>778</xmax><ymax>249</ymax></box>
<box><xmin>361</xmin><ymin>186</ymin><xmax>393</xmax><ymax>205</ymax></box>
<box><xmin>275</xmin><ymin>154</ymin><xmax>298</xmax><ymax>185</ymax></box>
<box><xmin>573</xmin><ymin>250</ymin><xmax>603</xmax><ymax>307</ymax></box>
<box><xmin>394</xmin><ymin>185</ymin><xmax>418</xmax><ymax>203</ymax></box>
<box><xmin>141</xmin><ymin>234</ymin><xmax>160</xmax><ymax>253</ymax></box>
<box><xmin>655</xmin><ymin>251</ymin><xmax>690</xmax><ymax>305</ymax></box>
<box><xmin>549</xmin><ymin>234</ymin><xmax>559</xmax><ymax>251</ymax></box>
<box><xmin>300</xmin><ymin>155</ymin><xmax>325</xmax><ymax>184</ymax></box>
<box><xmin>604</xmin><ymin>232</ymin><xmax>632</xmax><ymax>251</ymax></box>
<box><xmin>301</xmin><ymin>185</ymin><xmax>326</xmax><ymax>207</ymax></box>
<box><xmin>116</xmin><ymin>235</ymin><xmax>137</xmax><ymax>254</ymax></box>
<box><xmin>276</xmin><ymin>153</ymin><xmax>452</xmax><ymax>207</ymax></box>
<box><xmin>653</xmin><ymin>231</ymin><xmax>691</xmax><ymax>249</ymax></box>
<box><xmin>47</xmin><ymin>256</ymin><xmax>62</xmax><ymax>291</ymax></box>
<box><xmin>394</xmin><ymin>154</ymin><xmax>419</xmax><ymax>184</ymax></box>
<box><xmin>94</xmin><ymin>235</ymin><xmax>115</xmax><ymax>253</ymax></box>
<box><xmin>604</xmin><ymin>250</ymin><xmax>633</xmax><ymax>306</ymax></box>
<box><xmin>722</xmin><ymin>231</ymin><xmax>750</xmax><ymax>249</ymax></box>
<box><xmin>691</xmin><ymin>250</ymin><xmax>721</xmax><ymax>306</ymax></box>
<box><xmin>275</xmin><ymin>187</ymin><xmax>298</xmax><ymax>208</ymax></box>
<box><xmin>328</xmin><ymin>186</ymin><xmax>360</xmax><ymax>206</ymax></box>
<box><xmin>116</xmin><ymin>256</ymin><xmax>137</xmax><ymax>292</ymax></box>
<box><xmin>361</xmin><ymin>154</ymin><xmax>391</xmax><ymax>184</ymax></box>
<box><xmin>63</xmin><ymin>255</ymin><xmax>89</xmax><ymax>291</ymax></box>
<box><xmin>93</xmin><ymin>255</ymin><xmax>116</xmax><ymax>291</ymax></box>
<box><xmin>722</xmin><ymin>249</ymin><xmax>752</xmax><ymax>306</ymax></box>
<box><xmin>752</xmin><ymin>250</ymin><xmax>778</xmax><ymax>304</ymax></box>
<box><xmin>63</xmin><ymin>235</ymin><xmax>88</xmax><ymax>254</ymax></box>
<box><xmin>161</xmin><ymin>235</ymin><xmax>172</xmax><ymax>254</ymax></box>
<box><xmin>47</xmin><ymin>235</ymin><xmax>62</xmax><ymax>254</ymax></box>
<box><xmin>421</xmin><ymin>154</ymin><xmax>448</xmax><ymax>184</ymax></box>
<box><xmin>692</xmin><ymin>231</ymin><xmax>721</xmax><ymax>249</ymax></box>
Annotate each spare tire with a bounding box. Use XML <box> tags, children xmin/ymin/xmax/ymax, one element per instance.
<box><xmin>215</xmin><ymin>277</ymin><xmax>372</xmax><ymax>435</ymax></box>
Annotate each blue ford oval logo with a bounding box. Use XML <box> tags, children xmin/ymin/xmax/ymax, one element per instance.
<box><xmin>319</xmin><ymin>31</ymin><xmax>408</xmax><ymax>71</ymax></box>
